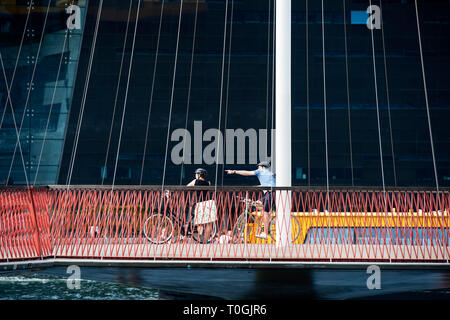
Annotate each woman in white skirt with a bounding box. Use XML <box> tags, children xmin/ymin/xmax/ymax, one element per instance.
<box><xmin>187</xmin><ymin>168</ymin><xmax>216</xmax><ymax>243</ymax></box>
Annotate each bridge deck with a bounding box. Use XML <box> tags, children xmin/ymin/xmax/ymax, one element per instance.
<box><xmin>1</xmin><ymin>187</ymin><xmax>449</xmax><ymax>266</ymax></box>
<box><xmin>2</xmin><ymin>244</ymin><xmax>449</xmax><ymax>262</ymax></box>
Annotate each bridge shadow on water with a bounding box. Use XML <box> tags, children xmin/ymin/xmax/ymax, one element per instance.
<box><xmin>35</xmin><ymin>265</ymin><xmax>450</xmax><ymax>300</ymax></box>
<box><xmin>157</xmin><ymin>268</ymin><xmax>317</xmax><ymax>300</ymax></box>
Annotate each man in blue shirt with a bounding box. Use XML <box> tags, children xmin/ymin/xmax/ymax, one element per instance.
<box><xmin>226</xmin><ymin>161</ymin><xmax>275</xmax><ymax>239</ymax></box>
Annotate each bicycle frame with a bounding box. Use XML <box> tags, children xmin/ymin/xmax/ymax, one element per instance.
<box><xmin>144</xmin><ymin>191</ymin><xmax>218</xmax><ymax>244</ymax></box>
<box><xmin>233</xmin><ymin>192</ymin><xmax>301</xmax><ymax>243</ymax></box>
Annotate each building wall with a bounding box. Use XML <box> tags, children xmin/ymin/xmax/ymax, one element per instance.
<box><xmin>0</xmin><ymin>0</ymin><xmax>88</xmax><ymax>185</ymax></box>
<box><xmin>2</xmin><ymin>0</ymin><xmax>449</xmax><ymax>187</ymax></box>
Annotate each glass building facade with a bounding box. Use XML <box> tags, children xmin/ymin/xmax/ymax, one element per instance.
<box><xmin>0</xmin><ymin>0</ymin><xmax>88</xmax><ymax>185</ymax></box>
<box><xmin>1</xmin><ymin>0</ymin><xmax>449</xmax><ymax>187</ymax></box>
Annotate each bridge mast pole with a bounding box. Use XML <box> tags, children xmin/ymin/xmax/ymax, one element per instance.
<box><xmin>275</xmin><ymin>0</ymin><xmax>292</xmax><ymax>247</ymax></box>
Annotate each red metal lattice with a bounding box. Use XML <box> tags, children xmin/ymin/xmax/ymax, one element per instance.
<box><xmin>1</xmin><ymin>186</ymin><xmax>449</xmax><ymax>263</ymax></box>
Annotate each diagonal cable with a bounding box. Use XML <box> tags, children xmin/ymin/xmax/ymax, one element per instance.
<box><xmin>0</xmin><ymin>52</ymin><xmax>29</xmax><ymax>186</ymax></box>
<box><xmin>6</xmin><ymin>0</ymin><xmax>53</xmax><ymax>184</ymax></box>
<box><xmin>414</xmin><ymin>0</ymin><xmax>440</xmax><ymax>196</ymax></box>
<box><xmin>379</xmin><ymin>0</ymin><xmax>397</xmax><ymax>187</ymax></box>
<box><xmin>306</xmin><ymin>0</ymin><xmax>311</xmax><ymax>186</ymax></box>
<box><xmin>66</xmin><ymin>0</ymin><xmax>104</xmax><ymax>187</ymax></box>
<box><xmin>221</xmin><ymin>0</ymin><xmax>234</xmax><ymax>186</ymax></box>
<box><xmin>0</xmin><ymin>1</ymin><xmax>33</xmax><ymax>132</ymax></box>
<box><xmin>34</xmin><ymin>0</ymin><xmax>79</xmax><ymax>185</ymax></box>
<box><xmin>343</xmin><ymin>0</ymin><xmax>354</xmax><ymax>186</ymax></box>
<box><xmin>101</xmin><ymin>0</ymin><xmax>133</xmax><ymax>185</ymax></box>
<box><xmin>111</xmin><ymin>0</ymin><xmax>141</xmax><ymax>188</ymax></box>
<box><xmin>180</xmin><ymin>0</ymin><xmax>200</xmax><ymax>185</ymax></box>
<box><xmin>140</xmin><ymin>0</ymin><xmax>165</xmax><ymax>185</ymax></box>
<box><xmin>161</xmin><ymin>0</ymin><xmax>184</xmax><ymax>189</ymax></box>
<box><xmin>321</xmin><ymin>0</ymin><xmax>330</xmax><ymax>210</ymax></box>
<box><xmin>213</xmin><ymin>0</ymin><xmax>229</xmax><ymax>193</ymax></box>
<box><xmin>368</xmin><ymin>0</ymin><xmax>386</xmax><ymax>195</ymax></box>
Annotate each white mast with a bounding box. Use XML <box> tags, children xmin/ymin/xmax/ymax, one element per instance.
<box><xmin>275</xmin><ymin>0</ymin><xmax>292</xmax><ymax>246</ymax></box>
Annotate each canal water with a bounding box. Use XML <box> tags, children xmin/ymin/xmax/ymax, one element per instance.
<box><xmin>0</xmin><ymin>270</ymin><xmax>158</xmax><ymax>300</ymax></box>
<box><xmin>1</xmin><ymin>266</ymin><xmax>450</xmax><ymax>300</ymax></box>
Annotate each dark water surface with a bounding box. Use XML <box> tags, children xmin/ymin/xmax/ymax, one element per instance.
<box><xmin>0</xmin><ymin>270</ymin><xmax>158</xmax><ymax>300</ymax></box>
<box><xmin>1</xmin><ymin>266</ymin><xmax>450</xmax><ymax>300</ymax></box>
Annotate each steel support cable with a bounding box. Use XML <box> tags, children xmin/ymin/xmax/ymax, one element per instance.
<box><xmin>213</xmin><ymin>0</ymin><xmax>229</xmax><ymax>194</ymax></box>
<box><xmin>5</xmin><ymin>0</ymin><xmax>52</xmax><ymax>185</ymax></box>
<box><xmin>379</xmin><ymin>0</ymin><xmax>397</xmax><ymax>187</ymax></box>
<box><xmin>321</xmin><ymin>0</ymin><xmax>330</xmax><ymax>210</ymax></box>
<box><xmin>367</xmin><ymin>0</ymin><xmax>391</xmax><ymax>247</ymax></box>
<box><xmin>414</xmin><ymin>1</ymin><xmax>444</xmax><ymax>262</ymax></box>
<box><xmin>0</xmin><ymin>1</ymin><xmax>33</xmax><ymax>132</ymax></box>
<box><xmin>101</xmin><ymin>0</ymin><xmax>134</xmax><ymax>186</ymax></box>
<box><xmin>0</xmin><ymin>53</ymin><xmax>29</xmax><ymax>187</ymax></box>
<box><xmin>161</xmin><ymin>0</ymin><xmax>184</xmax><ymax>189</ymax></box>
<box><xmin>414</xmin><ymin>0</ymin><xmax>440</xmax><ymax>197</ymax></box>
<box><xmin>2</xmin><ymin>1</ymin><xmax>41</xmax><ymax>185</ymax></box>
<box><xmin>66</xmin><ymin>0</ymin><xmax>104</xmax><ymax>187</ymax></box>
<box><xmin>270</xmin><ymin>0</ymin><xmax>275</xmax><ymax>235</ymax></box>
<box><xmin>306</xmin><ymin>0</ymin><xmax>310</xmax><ymax>187</ymax></box>
<box><xmin>265</xmin><ymin>0</ymin><xmax>271</xmax><ymax>151</ymax></box>
<box><xmin>270</xmin><ymin>0</ymin><xmax>274</xmax><ymax>198</ymax></box>
<box><xmin>220</xmin><ymin>0</ymin><xmax>234</xmax><ymax>187</ymax></box>
<box><xmin>268</xmin><ymin>0</ymin><xmax>276</xmax><ymax>228</ymax></box>
<box><xmin>209</xmin><ymin>0</ymin><xmax>229</xmax><ymax>242</ymax></box>
<box><xmin>343</xmin><ymin>0</ymin><xmax>354</xmax><ymax>186</ymax></box>
<box><xmin>45</xmin><ymin>0</ymin><xmax>79</xmax><ymax>256</ymax></box>
<box><xmin>34</xmin><ymin>0</ymin><xmax>79</xmax><ymax>185</ymax></box>
<box><xmin>368</xmin><ymin>0</ymin><xmax>386</xmax><ymax>196</ymax></box>
<box><xmin>111</xmin><ymin>0</ymin><xmax>142</xmax><ymax>189</ymax></box>
<box><xmin>140</xmin><ymin>0</ymin><xmax>165</xmax><ymax>185</ymax></box>
<box><xmin>180</xmin><ymin>0</ymin><xmax>200</xmax><ymax>185</ymax></box>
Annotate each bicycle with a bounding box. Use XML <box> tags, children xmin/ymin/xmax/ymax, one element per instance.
<box><xmin>232</xmin><ymin>194</ymin><xmax>301</xmax><ymax>243</ymax></box>
<box><xmin>143</xmin><ymin>191</ymin><xmax>217</xmax><ymax>244</ymax></box>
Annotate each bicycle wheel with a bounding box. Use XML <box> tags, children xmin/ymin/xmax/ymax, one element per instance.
<box><xmin>269</xmin><ymin>216</ymin><xmax>301</xmax><ymax>243</ymax></box>
<box><xmin>143</xmin><ymin>214</ymin><xmax>174</xmax><ymax>244</ymax></box>
<box><xmin>232</xmin><ymin>214</ymin><xmax>246</xmax><ymax>243</ymax></box>
<box><xmin>232</xmin><ymin>212</ymin><xmax>262</xmax><ymax>243</ymax></box>
<box><xmin>192</xmin><ymin>221</ymin><xmax>217</xmax><ymax>243</ymax></box>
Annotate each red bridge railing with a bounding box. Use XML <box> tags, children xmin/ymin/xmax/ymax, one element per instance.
<box><xmin>0</xmin><ymin>187</ymin><xmax>52</xmax><ymax>261</ymax></box>
<box><xmin>1</xmin><ymin>186</ymin><xmax>449</xmax><ymax>263</ymax></box>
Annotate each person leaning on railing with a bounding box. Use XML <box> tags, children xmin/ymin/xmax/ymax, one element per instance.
<box><xmin>225</xmin><ymin>161</ymin><xmax>275</xmax><ymax>239</ymax></box>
